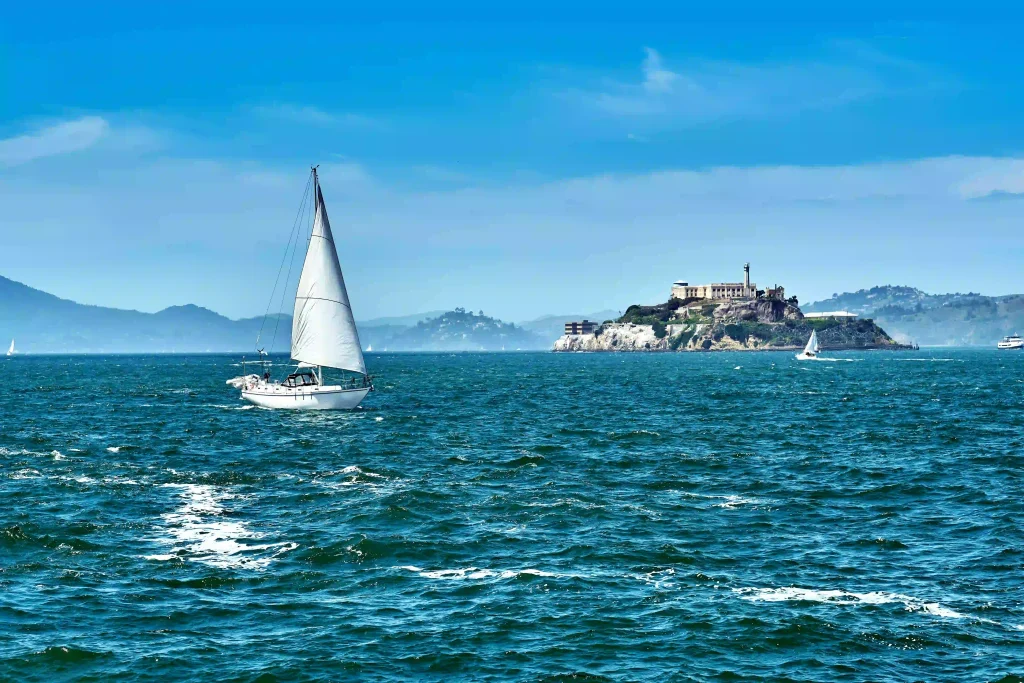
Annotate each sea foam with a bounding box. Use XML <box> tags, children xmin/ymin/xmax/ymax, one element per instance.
<box><xmin>732</xmin><ymin>586</ymin><xmax>1006</xmax><ymax>624</ymax></box>
<box><xmin>146</xmin><ymin>484</ymin><xmax>296</xmax><ymax>570</ymax></box>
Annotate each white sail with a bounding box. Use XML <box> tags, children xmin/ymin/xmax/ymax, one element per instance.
<box><xmin>804</xmin><ymin>329</ymin><xmax>819</xmax><ymax>355</ymax></box>
<box><xmin>6</xmin><ymin>339</ymin><xmax>13</xmax><ymax>356</ymax></box>
<box><xmin>290</xmin><ymin>177</ymin><xmax>366</xmax><ymax>375</ymax></box>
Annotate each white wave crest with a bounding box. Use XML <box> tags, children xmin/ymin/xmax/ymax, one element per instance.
<box><xmin>679</xmin><ymin>492</ymin><xmax>768</xmax><ymax>509</ymax></box>
<box><xmin>733</xmin><ymin>586</ymin><xmax>992</xmax><ymax>622</ymax></box>
<box><xmin>1</xmin><ymin>447</ymin><xmax>39</xmax><ymax>457</ymax></box>
<box><xmin>631</xmin><ymin>568</ymin><xmax>676</xmax><ymax>589</ymax></box>
<box><xmin>398</xmin><ymin>566</ymin><xmax>556</xmax><ymax>581</ymax></box>
<box><xmin>146</xmin><ymin>484</ymin><xmax>296</xmax><ymax>570</ymax></box>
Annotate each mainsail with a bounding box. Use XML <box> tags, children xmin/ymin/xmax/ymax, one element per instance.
<box><xmin>290</xmin><ymin>173</ymin><xmax>366</xmax><ymax>375</ymax></box>
<box><xmin>804</xmin><ymin>330</ymin><xmax>819</xmax><ymax>356</ymax></box>
<box><xmin>6</xmin><ymin>339</ymin><xmax>13</xmax><ymax>356</ymax></box>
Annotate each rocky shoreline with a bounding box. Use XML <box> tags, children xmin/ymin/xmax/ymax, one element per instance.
<box><xmin>553</xmin><ymin>298</ymin><xmax>910</xmax><ymax>353</ymax></box>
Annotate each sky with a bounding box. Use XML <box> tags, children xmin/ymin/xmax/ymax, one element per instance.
<box><xmin>3</xmin><ymin>3</ymin><xmax>1024</xmax><ymax>321</ymax></box>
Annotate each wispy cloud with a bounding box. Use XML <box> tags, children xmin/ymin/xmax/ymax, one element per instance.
<box><xmin>0</xmin><ymin>116</ymin><xmax>109</xmax><ymax>166</ymax></box>
<box><xmin>2</xmin><ymin>109</ymin><xmax>1020</xmax><ymax>318</ymax></box>
<box><xmin>410</xmin><ymin>165</ymin><xmax>475</xmax><ymax>185</ymax></box>
<box><xmin>564</xmin><ymin>44</ymin><xmax>946</xmax><ymax>127</ymax></box>
<box><xmin>248</xmin><ymin>103</ymin><xmax>378</xmax><ymax>128</ymax></box>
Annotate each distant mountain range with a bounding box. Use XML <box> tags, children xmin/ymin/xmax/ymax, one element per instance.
<box><xmin>806</xmin><ymin>285</ymin><xmax>1024</xmax><ymax>346</ymax></box>
<box><xmin>0</xmin><ymin>275</ymin><xmax>604</xmax><ymax>353</ymax></box>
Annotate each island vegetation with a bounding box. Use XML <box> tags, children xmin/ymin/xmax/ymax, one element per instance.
<box><xmin>387</xmin><ymin>308</ymin><xmax>547</xmax><ymax>351</ymax></box>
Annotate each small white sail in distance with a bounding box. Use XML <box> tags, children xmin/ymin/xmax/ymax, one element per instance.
<box><xmin>290</xmin><ymin>180</ymin><xmax>366</xmax><ymax>376</ymax></box>
<box><xmin>804</xmin><ymin>329</ymin><xmax>819</xmax><ymax>356</ymax></box>
<box><xmin>6</xmin><ymin>339</ymin><xmax>13</xmax><ymax>356</ymax></box>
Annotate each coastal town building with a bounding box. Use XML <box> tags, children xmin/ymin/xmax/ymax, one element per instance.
<box><xmin>803</xmin><ymin>311</ymin><xmax>858</xmax><ymax>320</ymax></box>
<box><xmin>564</xmin><ymin>320</ymin><xmax>598</xmax><ymax>335</ymax></box>
<box><xmin>672</xmin><ymin>263</ymin><xmax>764</xmax><ymax>301</ymax></box>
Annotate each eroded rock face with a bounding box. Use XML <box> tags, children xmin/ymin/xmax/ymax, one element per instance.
<box><xmin>712</xmin><ymin>299</ymin><xmax>802</xmax><ymax>323</ymax></box>
<box><xmin>552</xmin><ymin>323</ymin><xmax>669</xmax><ymax>352</ymax></box>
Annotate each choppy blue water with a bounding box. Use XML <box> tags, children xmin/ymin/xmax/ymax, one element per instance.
<box><xmin>2</xmin><ymin>350</ymin><xmax>1023</xmax><ymax>681</ymax></box>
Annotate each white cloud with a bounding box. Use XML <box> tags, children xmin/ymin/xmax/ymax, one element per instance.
<box><xmin>2</xmin><ymin>148</ymin><xmax>1022</xmax><ymax>320</ymax></box>
<box><xmin>248</xmin><ymin>103</ymin><xmax>378</xmax><ymax>128</ymax></box>
<box><xmin>640</xmin><ymin>47</ymin><xmax>680</xmax><ymax>94</ymax></box>
<box><xmin>953</xmin><ymin>158</ymin><xmax>1024</xmax><ymax>199</ymax></box>
<box><xmin>567</xmin><ymin>45</ymin><xmax>943</xmax><ymax>127</ymax></box>
<box><xmin>0</xmin><ymin>116</ymin><xmax>109</xmax><ymax>166</ymax></box>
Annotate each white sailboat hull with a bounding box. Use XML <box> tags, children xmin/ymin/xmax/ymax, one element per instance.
<box><xmin>241</xmin><ymin>384</ymin><xmax>370</xmax><ymax>410</ymax></box>
<box><xmin>795</xmin><ymin>352</ymin><xmax>817</xmax><ymax>361</ymax></box>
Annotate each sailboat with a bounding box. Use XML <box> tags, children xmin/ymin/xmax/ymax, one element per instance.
<box><xmin>239</xmin><ymin>167</ymin><xmax>372</xmax><ymax>410</ymax></box>
<box><xmin>795</xmin><ymin>329</ymin><xmax>819</xmax><ymax>361</ymax></box>
<box><xmin>6</xmin><ymin>339</ymin><xmax>14</xmax><ymax>356</ymax></box>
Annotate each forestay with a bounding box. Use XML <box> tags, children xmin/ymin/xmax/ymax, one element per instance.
<box><xmin>290</xmin><ymin>178</ymin><xmax>366</xmax><ymax>375</ymax></box>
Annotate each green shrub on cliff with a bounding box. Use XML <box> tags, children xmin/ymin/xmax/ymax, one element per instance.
<box><xmin>669</xmin><ymin>328</ymin><xmax>695</xmax><ymax>349</ymax></box>
<box><xmin>723</xmin><ymin>323</ymin><xmax>747</xmax><ymax>343</ymax></box>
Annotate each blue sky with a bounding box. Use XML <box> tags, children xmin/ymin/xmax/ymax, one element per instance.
<box><xmin>3</xmin><ymin>3</ymin><xmax>1024</xmax><ymax>320</ymax></box>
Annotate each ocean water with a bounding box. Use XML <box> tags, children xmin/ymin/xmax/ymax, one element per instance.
<box><xmin>2</xmin><ymin>350</ymin><xmax>1023</xmax><ymax>682</ymax></box>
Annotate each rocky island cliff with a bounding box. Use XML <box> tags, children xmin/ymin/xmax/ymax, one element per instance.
<box><xmin>553</xmin><ymin>297</ymin><xmax>906</xmax><ymax>352</ymax></box>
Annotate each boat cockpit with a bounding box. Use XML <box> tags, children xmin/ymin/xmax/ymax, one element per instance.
<box><xmin>283</xmin><ymin>370</ymin><xmax>319</xmax><ymax>388</ymax></box>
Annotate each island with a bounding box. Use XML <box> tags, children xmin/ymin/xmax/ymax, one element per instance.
<box><xmin>553</xmin><ymin>264</ymin><xmax>909</xmax><ymax>352</ymax></box>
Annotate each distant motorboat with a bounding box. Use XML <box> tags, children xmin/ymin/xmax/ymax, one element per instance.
<box><xmin>795</xmin><ymin>329</ymin><xmax>819</xmax><ymax>361</ymax></box>
<box><xmin>997</xmin><ymin>334</ymin><xmax>1023</xmax><ymax>350</ymax></box>
<box><xmin>6</xmin><ymin>339</ymin><xmax>14</xmax><ymax>356</ymax></box>
<box><xmin>237</xmin><ymin>166</ymin><xmax>372</xmax><ymax>410</ymax></box>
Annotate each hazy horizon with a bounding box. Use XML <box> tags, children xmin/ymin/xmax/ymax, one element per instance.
<box><xmin>4</xmin><ymin>6</ymin><xmax>1024</xmax><ymax>321</ymax></box>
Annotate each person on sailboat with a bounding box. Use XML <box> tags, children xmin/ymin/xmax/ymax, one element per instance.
<box><xmin>796</xmin><ymin>329</ymin><xmax>820</xmax><ymax>360</ymax></box>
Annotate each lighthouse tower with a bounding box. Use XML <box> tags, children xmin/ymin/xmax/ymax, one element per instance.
<box><xmin>744</xmin><ymin>262</ymin><xmax>750</xmax><ymax>289</ymax></box>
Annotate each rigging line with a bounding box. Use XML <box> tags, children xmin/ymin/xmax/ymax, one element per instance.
<box><xmin>270</xmin><ymin>171</ymin><xmax>315</xmax><ymax>355</ymax></box>
<box><xmin>265</xmin><ymin>176</ymin><xmax>312</xmax><ymax>355</ymax></box>
<box><xmin>255</xmin><ymin>173</ymin><xmax>313</xmax><ymax>352</ymax></box>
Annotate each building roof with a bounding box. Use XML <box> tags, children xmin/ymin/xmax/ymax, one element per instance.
<box><xmin>803</xmin><ymin>311</ymin><xmax>858</xmax><ymax>319</ymax></box>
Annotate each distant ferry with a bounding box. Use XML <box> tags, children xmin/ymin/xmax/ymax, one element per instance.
<box><xmin>997</xmin><ymin>334</ymin><xmax>1023</xmax><ymax>350</ymax></box>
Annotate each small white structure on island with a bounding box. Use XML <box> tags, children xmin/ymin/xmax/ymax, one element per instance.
<box><xmin>803</xmin><ymin>311</ymin><xmax>858</xmax><ymax>320</ymax></box>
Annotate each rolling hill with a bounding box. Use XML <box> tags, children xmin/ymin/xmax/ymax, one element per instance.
<box><xmin>0</xmin><ymin>276</ymin><xmax>550</xmax><ymax>353</ymax></box>
<box><xmin>806</xmin><ymin>285</ymin><xmax>1024</xmax><ymax>346</ymax></box>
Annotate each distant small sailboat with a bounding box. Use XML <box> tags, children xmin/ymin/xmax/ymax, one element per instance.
<box><xmin>237</xmin><ymin>166</ymin><xmax>372</xmax><ymax>410</ymax></box>
<box><xmin>6</xmin><ymin>339</ymin><xmax>14</xmax><ymax>356</ymax></box>
<box><xmin>366</xmin><ymin>344</ymin><xmax>373</xmax><ymax>352</ymax></box>
<box><xmin>795</xmin><ymin>329</ymin><xmax>819</xmax><ymax>360</ymax></box>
